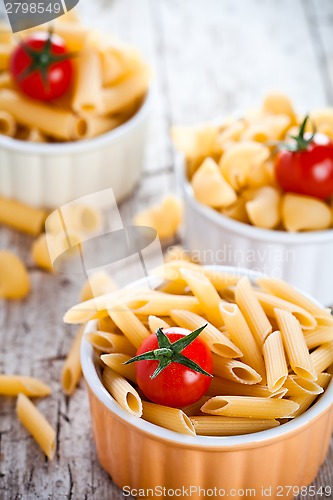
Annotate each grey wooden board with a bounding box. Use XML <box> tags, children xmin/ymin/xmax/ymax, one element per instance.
<box><xmin>0</xmin><ymin>0</ymin><xmax>333</xmax><ymax>498</ymax></box>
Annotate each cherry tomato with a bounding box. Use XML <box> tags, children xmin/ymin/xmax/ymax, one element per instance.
<box><xmin>275</xmin><ymin>117</ymin><xmax>333</xmax><ymax>200</ymax></box>
<box><xmin>129</xmin><ymin>326</ymin><xmax>213</xmax><ymax>408</ymax></box>
<box><xmin>10</xmin><ymin>31</ymin><xmax>73</xmax><ymax>101</ymax></box>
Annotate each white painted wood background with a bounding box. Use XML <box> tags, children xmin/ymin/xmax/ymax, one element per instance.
<box><xmin>1</xmin><ymin>0</ymin><xmax>333</xmax><ymax>498</ymax></box>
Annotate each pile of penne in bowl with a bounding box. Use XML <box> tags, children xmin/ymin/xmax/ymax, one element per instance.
<box><xmin>65</xmin><ymin>261</ymin><xmax>333</xmax><ymax>437</ymax></box>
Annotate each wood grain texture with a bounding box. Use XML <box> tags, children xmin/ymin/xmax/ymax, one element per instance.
<box><xmin>0</xmin><ymin>0</ymin><xmax>332</xmax><ymax>498</ymax></box>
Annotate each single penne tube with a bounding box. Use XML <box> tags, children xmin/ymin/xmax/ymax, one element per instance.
<box><xmin>107</xmin><ymin>302</ymin><xmax>150</xmax><ymax>348</ymax></box>
<box><xmin>191</xmin><ymin>416</ymin><xmax>280</xmax><ymax>436</ymax></box>
<box><xmin>85</xmin><ymin>331</ymin><xmax>136</xmax><ymax>356</ymax></box>
<box><xmin>61</xmin><ymin>325</ymin><xmax>84</xmax><ymax>396</ymax></box>
<box><xmin>206</xmin><ymin>376</ymin><xmax>286</xmax><ymax>398</ymax></box>
<box><xmin>255</xmin><ymin>291</ymin><xmax>317</xmax><ymax>330</ymax></box>
<box><xmin>275</xmin><ymin>308</ymin><xmax>317</xmax><ymax>381</ymax></box>
<box><xmin>16</xmin><ymin>393</ymin><xmax>56</xmax><ymax>460</ymax></box>
<box><xmin>88</xmin><ymin>115</ymin><xmax>122</xmax><ymax>137</ymax></box>
<box><xmin>257</xmin><ymin>277</ymin><xmax>328</xmax><ymax>317</ymax></box>
<box><xmin>315</xmin><ymin>314</ymin><xmax>333</xmax><ymax>327</ymax></box>
<box><xmin>235</xmin><ymin>276</ymin><xmax>272</xmax><ymax>346</ymax></box>
<box><xmin>80</xmin><ymin>272</ymin><xmax>116</xmax><ymax>302</ymax></box>
<box><xmin>98</xmin><ymin>316</ymin><xmax>118</xmax><ymax>332</ymax></box>
<box><xmin>0</xmin><ymin>196</ymin><xmax>46</xmax><ymax>236</ymax></box>
<box><xmin>148</xmin><ymin>315</ymin><xmax>170</xmax><ymax>333</ymax></box>
<box><xmin>0</xmin><ymin>375</ymin><xmax>51</xmax><ymax>397</ymax></box>
<box><xmin>103</xmin><ymin>68</ymin><xmax>149</xmax><ymax>114</ymax></box>
<box><xmin>170</xmin><ymin>309</ymin><xmax>242</xmax><ymax>358</ymax></box>
<box><xmin>201</xmin><ymin>396</ymin><xmax>299</xmax><ymax>419</ymax></box>
<box><xmin>219</xmin><ymin>302</ymin><xmax>266</xmax><ymax>377</ymax></box>
<box><xmin>263</xmin><ymin>331</ymin><xmax>288</xmax><ymax>392</ymax></box>
<box><xmin>26</xmin><ymin>128</ymin><xmax>47</xmax><ymax>142</ymax></box>
<box><xmin>310</xmin><ymin>342</ymin><xmax>333</xmax><ymax>375</ymax></box>
<box><xmin>72</xmin><ymin>50</ymin><xmax>103</xmax><ymax>114</ymax></box>
<box><xmin>102</xmin><ymin>367</ymin><xmax>142</xmax><ymax>417</ymax></box>
<box><xmin>0</xmin><ymin>110</ymin><xmax>16</xmax><ymax>136</ymax></box>
<box><xmin>126</xmin><ymin>292</ymin><xmax>202</xmax><ymax>316</ymax></box>
<box><xmin>181</xmin><ymin>396</ymin><xmax>210</xmax><ymax>416</ymax></box>
<box><xmin>283</xmin><ymin>375</ymin><xmax>324</xmax><ymax>397</ymax></box>
<box><xmin>0</xmin><ymin>89</ymin><xmax>89</xmax><ymax>140</ymax></box>
<box><xmin>101</xmin><ymin>353</ymin><xmax>136</xmax><ymax>383</ymax></box>
<box><xmin>291</xmin><ymin>372</ymin><xmax>331</xmax><ymax>418</ymax></box>
<box><xmin>304</xmin><ymin>327</ymin><xmax>333</xmax><ymax>350</ymax></box>
<box><xmin>31</xmin><ymin>234</ymin><xmax>53</xmax><ymax>272</ymax></box>
<box><xmin>180</xmin><ymin>267</ymin><xmax>224</xmax><ymax>326</ymax></box>
<box><xmin>212</xmin><ymin>354</ymin><xmax>262</xmax><ymax>385</ymax></box>
<box><xmin>63</xmin><ymin>290</ymin><xmax>124</xmax><ymax>324</ymax></box>
<box><xmin>142</xmin><ymin>401</ymin><xmax>195</xmax><ymax>436</ymax></box>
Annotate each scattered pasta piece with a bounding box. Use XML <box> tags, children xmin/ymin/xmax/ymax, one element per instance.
<box><xmin>282</xmin><ymin>194</ymin><xmax>332</xmax><ymax>232</ymax></box>
<box><xmin>31</xmin><ymin>234</ymin><xmax>53</xmax><ymax>272</ymax></box>
<box><xmin>0</xmin><ymin>375</ymin><xmax>51</xmax><ymax>397</ymax></box>
<box><xmin>0</xmin><ymin>196</ymin><xmax>47</xmax><ymax>236</ymax></box>
<box><xmin>133</xmin><ymin>195</ymin><xmax>183</xmax><ymax>240</ymax></box>
<box><xmin>61</xmin><ymin>326</ymin><xmax>84</xmax><ymax>396</ymax></box>
<box><xmin>191</xmin><ymin>157</ymin><xmax>237</xmax><ymax>208</ymax></box>
<box><xmin>0</xmin><ymin>251</ymin><xmax>30</xmax><ymax>299</ymax></box>
<box><xmin>16</xmin><ymin>393</ymin><xmax>56</xmax><ymax>460</ymax></box>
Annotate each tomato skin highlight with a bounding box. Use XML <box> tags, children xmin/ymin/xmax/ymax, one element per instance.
<box><xmin>275</xmin><ymin>134</ymin><xmax>333</xmax><ymax>200</ymax></box>
<box><xmin>135</xmin><ymin>327</ymin><xmax>213</xmax><ymax>408</ymax></box>
<box><xmin>10</xmin><ymin>32</ymin><xmax>73</xmax><ymax>101</ymax></box>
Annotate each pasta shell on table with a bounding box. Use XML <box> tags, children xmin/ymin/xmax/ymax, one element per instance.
<box><xmin>219</xmin><ymin>141</ymin><xmax>270</xmax><ymax>190</ymax></box>
<box><xmin>31</xmin><ymin>234</ymin><xmax>53</xmax><ymax>272</ymax></box>
<box><xmin>282</xmin><ymin>193</ymin><xmax>332</xmax><ymax>232</ymax></box>
<box><xmin>0</xmin><ymin>251</ymin><xmax>30</xmax><ymax>300</ymax></box>
<box><xmin>191</xmin><ymin>157</ymin><xmax>237</xmax><ymax>208</ymax></box>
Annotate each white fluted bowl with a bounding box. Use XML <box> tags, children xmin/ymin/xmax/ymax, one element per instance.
<box><xmin>0</xmin><ymin>92</ymin><xmax>151</xmax><ymax>209</ymax></box>
<box><xmin>177</xmin><ymin>154</ymin><xmax>333</xmax><ymax>306</ymax></box>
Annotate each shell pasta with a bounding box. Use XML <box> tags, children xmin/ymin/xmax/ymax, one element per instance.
<box><xmin>65</xmin><ymin>263</ymin><xmax>333</xmax><ymax>436</ymax></box>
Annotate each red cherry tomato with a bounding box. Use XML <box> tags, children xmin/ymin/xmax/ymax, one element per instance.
<box><xmin>275</xmin><ymin>122</ymin><xmax>333</xmax><ymax>200</ymax></box>
<box><xmin>134</xmin><ymin>327</ymin><xmax>213</xmax><ymax>408</ymax></box>
<box><xmin>10</xmin><ymin>32</ymin><xmax>73</xmax><ymax>101</ymax></box>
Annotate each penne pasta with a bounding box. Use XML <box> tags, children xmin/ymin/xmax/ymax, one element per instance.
<box><xmin>257</xmin><ymin>277</ymin><xmax>329</xmax><ymax>317</ymax></box>
<box><xmin>103</xmin><ymin>68</ymin><xmax>149</xmax><ymax>115</ymax></box>
<box><xmin>0</xmin><ymin>196</ymin><xmax>46</xmax><ymax>236</ymax></box>
<box><xmin>170</xmin><ymin>309</ymin><xmax>242</xmax><ymax>358</ymax></box>
<box><xmin>0</xmin><ymin>110</ymin><xmax>16</xmax><ymax>136</ymax></box>
<box><xmin>275</xmin><ymin>308</ymin><xmax>317</xmax><ymax>381</ymax></box>
<box><xmin>127</xmin><ymin>291</ymin><xmax>202</xmax><ymax>317</ymax></box>
<box><xmin>142</xmin><ymin>401</ymin><xmax>195</xmax><ymax>436</ymax></box>
<box><xmin>310</xmin><ymin>342</ymin><xmax>333</xmax><ymax>375</ymax></box>
<box><xmin>206</xmin><ymin>376</ymin><xmax>286</xmax><ymax>398</ymax></box>
<box><xmin>254</xmin><ymin>291</ymin><xmax>317</xmax><ymax>330</ymax></box>
<box><xmin>0</xmin><ymin>375</ymin><xmax>51</xmax><ymax>397</ymax></box>
<box><xmin>103</xmin><ymin>367</ymin><xmax>142</xmax><ymax>417</ymax></box>
<box><xmin>212</xmin><ymin>354</ymin><xmax>262</xmax><ymax>385</ymax></box>
<box><xmin>181</xmin><ymin>396</ymin><xmax>210</xmax><ymax>416</ymax></box>
<box><xmin>61</xmin><ymin>325</ymin><xmax>84</xmax><ymax>396</ymax></box>
<box><xmin>235</xmin><ymin>276</ymin><xmax>272</xmax><ymax>346</ymax></box>
<box><xmin>148</xmin><ymin>315</ymin><xmax>170</xmax><ymax>333</ymax></box>
<box><xmin>72</xmin><ymin>50</ymin><xmax>103</xmax><ymax>114</ymax></box>
<box><xmin>219</xmin><ymin>303</ymin><xmax>265</xmax><ymax>377</ymax></box>
<box><xmin>283</xmin><ymin>375</ymin><xmax>324</xmax><ymax>397</ymax></box>
<box><xmin>0</xmin><ymin>43</ymin><xmax>10</xmax><ymax>70</ymax></box>
<box><xmin>0</xmin><ymin>89</ymin><xmax>89</xmax><ymax>140</ymax></box>
<box><xmin>180</xmin><ymin>268</ymin><xmax>224</xmax><ymax>326</ymax></box>
<box><xmin>101</xmin><ymin>353</ymin><xmax>137</xmax><ymax>383</ymax></box>
<box><xmin>85</xmin><ymin>331</ymin><xmax>136</xmax><ymax>356</ymax></box>
<box><xmin>107</xmin><ymin>302</ymin><xmax>150</xmax><ymax>348</ymax></box>
<box><xmin>16</xmin><ymin>393</ymin><xmax>56</xmax><ymax>460</ymax></box>
<box><xmin>263</xmin><ymin>331</ymin><xmax>288</xmax><ymax>392</ymax></box>
<box><xmin>304</xmin><ymin>327</ymin><xmax>333</xmax><ymax>350</ymax></box>
<box><xmin>201</xmin><ymin>396</ymin><xmax>299</xmax><ymax>419</ymax></box>
<box><xmin>191</xmin><ymin>416</ymin><xmax>280</xmax><ymax>436</ymax></box>
<box><xmin>290</xmin><ymin>373</ymin><xmax>331</xmax><ymax>418</ymax></box>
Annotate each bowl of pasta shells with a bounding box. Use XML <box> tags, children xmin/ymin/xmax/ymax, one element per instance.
<box><xmin>67</xmin><ymin>262</ymin><xmax>333</xmax><ymax>498</ymax></box>
<box><xmin>172</xmin><ymin>93</ymin><xmax>333</xmax><ymax>305</ymax></box>
<box><xmin>0</xmin><ymin>13</ymin><xmax>151</xmax><ymax>208</ymax></box>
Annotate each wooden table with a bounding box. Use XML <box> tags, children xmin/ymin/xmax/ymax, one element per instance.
<box><xmin>1</xmin><ymin>0</ymin><xmax>333</xmax><ymax>498</ymax></box>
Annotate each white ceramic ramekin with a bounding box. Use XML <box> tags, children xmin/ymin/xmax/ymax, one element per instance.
<box><xmin>0</xmin><ymin>92</ymin><xmax>151</xmax><ymax>209</ymax></box>
<box><xmin>81</xmin><ymin>267</ymin><xmax>333</xmax><ymax>500</ymax></box>
<box><xmin>177</xmin><ymin>154</ymin><xmax>333</xmax><ymax>306</ymax></box>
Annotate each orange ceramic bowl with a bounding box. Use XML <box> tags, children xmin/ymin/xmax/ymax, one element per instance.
<box><xmin>81</xmin><ymin>267</ymin><xmax>333</xmax><ymax>500</ymax></box>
